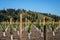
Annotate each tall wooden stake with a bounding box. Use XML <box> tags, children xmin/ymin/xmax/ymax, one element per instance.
<box><xmin>40</xmin><ymin>20</ymin><xmax>41</xmax><ymax>25</ymax></box>
<box><xmin>44</xmin><ymin>25</ymin><xmax>46</xmax><ymax>40</ymax></box>
<box><xmin>59</xmin><ymin>20</ymin><xmax>60</xmax><ymax>26</ymax></box>
<box><xmin>20</xmin><ymin>14</ymin><xmax>22</xmax><ymax>40</ymax></box>
<box><xmin>52</xmin><ymin>20</ymin><xmax>54</xmax><ymax>25</ymax></box>
<box><xmin>43</xmin><ymin>17</ymin><xmax>45</xmax><ymax>26</ymax></box>
<box><xmin>43</xmin><ymin>17</ymin><xmax>46</xmax><ymax>40</ymax></box>
<box><xmin>10</xmin><ymin>17</ymin><xmax>12</xmax><ymax>25</ymax></box>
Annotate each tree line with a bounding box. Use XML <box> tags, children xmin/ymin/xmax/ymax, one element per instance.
<box><xmin>0</xmin><ymin>9</ymin><xmax>60</xmax><ymax>22</ymax></box>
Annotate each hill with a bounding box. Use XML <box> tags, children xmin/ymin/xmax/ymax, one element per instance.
<box><xmin>0</xmin><ymin>9</ymin><xmax>60</xmax><ymax>22</ymax></box>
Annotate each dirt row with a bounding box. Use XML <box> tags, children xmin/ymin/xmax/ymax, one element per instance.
<box><xmin>0</xmin><ymin>25</ymin><xmax>60</xmax><ymax>40</ymax></box>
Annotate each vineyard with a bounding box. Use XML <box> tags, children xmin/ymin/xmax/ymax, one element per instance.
<box><xmin>0</xmin><ymin>13</ymin><xmax>60</xmax><ymax>40</ymax></box>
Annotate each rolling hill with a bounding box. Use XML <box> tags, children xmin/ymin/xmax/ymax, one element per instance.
<box><xmin>0</xmin><ymin>9</ymin><xmax>60</xmax><ymax>22</ymax></box>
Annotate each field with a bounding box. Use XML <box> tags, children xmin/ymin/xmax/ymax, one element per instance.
<box><xmin>0</xmin><ymin>22</ymin><xmax>60</xmax><ymax>40</ymax></box>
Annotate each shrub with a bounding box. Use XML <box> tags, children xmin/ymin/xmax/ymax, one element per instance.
<box><xmin>28</xmin><ymin>24</ymin><xmax>31</xmax><ymax>33</ymax></box>
<box><xmin>51</xmin><ymin>23</ymin><xmax>58</xmax><ymax>31</ymax></box>
<box><xmin>10</xmin><ymin>25</ymin><xmax>13</xmax><ymax>35</ymax></box>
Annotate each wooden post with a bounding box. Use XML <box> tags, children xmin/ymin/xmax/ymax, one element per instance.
<box><xmin>43</xmin><ymin>17</ymin><xmax>45</xmax><ymax>26</ymax></box>
<box><xmin>52</xmin><ymin>20</ymin><xmax>54</xmax><ymax>25</ymax></box>
<box><xmin>43</xmin><ymin>17</ymin><xmax>46</xmax><ymax>40</ymax></box>
<box><xmin>20</xmin><ymin>14</ymin><xmax>22</xmax><ymax>40</ymax></box>
<box><xmin>40</xmin><ymin>20</ymin><xmax>41</xmax><ymax>25</ymax></box>
<box><xmin>44</xmin><ymin>25</ymin><xmax>46</xmax><ymax>40</ymax></box>
<box><xmin>59</xmin><ymin>20</ymin><xmax>60</xmax><ymax>26</ymax></box>
<box><xmin>25</xmin><ymin>18</ymin><xmax>27</xmax><ymax>27</ymax></box>
<box><xmin>10</xmin><ymin>17</ymin><xmax>12</xmax><ymax>25</ymax></box>
<box><xmin>27</xmin><ymin>20</ymin><xmax>29</xmax><ymax>26</ymax></box>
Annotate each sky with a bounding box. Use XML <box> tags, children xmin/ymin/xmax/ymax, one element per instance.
<box><xmin>0</xmin><ymin>0</ymin><xmax>60</xmax><ymax>16</ymax></box>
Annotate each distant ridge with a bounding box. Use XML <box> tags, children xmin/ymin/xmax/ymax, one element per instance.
<box><xmin>0</xmin><ymin>9</ymin><xmax>60</xmax><ymax>22</ymax></box>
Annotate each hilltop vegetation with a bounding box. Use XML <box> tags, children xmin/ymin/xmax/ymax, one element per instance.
<box><xmin>0</xmin><ymin>9</ymin><xmax>60</xmax><ymax>22</ymax></box>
